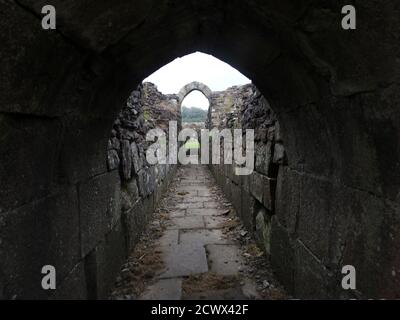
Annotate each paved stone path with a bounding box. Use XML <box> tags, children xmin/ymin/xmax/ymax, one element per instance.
<box><xmin>111</xmin><ymin>165</ymin><xmax>286</xmax><ymax>300</ymax></box>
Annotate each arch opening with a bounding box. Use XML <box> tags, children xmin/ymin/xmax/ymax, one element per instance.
<box><xmin>0</xmin><ymin>1</ymin><xmax>399</xmax><ymax>300</ymax></box>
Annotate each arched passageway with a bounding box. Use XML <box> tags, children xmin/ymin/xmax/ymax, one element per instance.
<box><xmin>0</xmin><ymin>1</ymin><xmax>399</xmax><ymax>299</ymax></box>
<box><xmin>178</xmin><ymin>81</ymin><xmax>212</xmax><ymax>106</ymax></box>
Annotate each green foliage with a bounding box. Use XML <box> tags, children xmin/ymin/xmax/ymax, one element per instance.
<box><xmin>181</xmin><ymin>106</ymin><xmax>207</xmax><ymax>123</ymax></box>
<box><xmin>143</xmin><ymin>109</ymin><xmax>151</xmax><ymax>121</ymax></box>
<box><xmin>184</xmin><ymin>138</ymin><xmax>200</xmax><ymax>150</ymax></box>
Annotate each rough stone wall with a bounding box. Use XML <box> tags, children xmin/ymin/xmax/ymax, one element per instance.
<box><xmin>208</xmin><ymin>79</ymin><xmax>399</xmax><ymax>299</ymax></box>
<box><xmin>209</xmin><ymin>84</ymin><xmax>366</xmax><ymax>299</ymax></box>
<box><xmin>0</xmin><ymin>79</ymin><xmax>178</xmax><ymax>299</ymax></box>
<box><xmin>207</xmin><ymin>85</ymin><xmax>252</xmax><ymax>129</ymax></box>
<box><xmin>104</xmin><ymin>82</ymin><xmax>179</xmax><ymax>297</ymax></box>
<box><xmin>208</xmin><ymin>84</ymin><xmax>285</xmax><ymax>254</ymax></box>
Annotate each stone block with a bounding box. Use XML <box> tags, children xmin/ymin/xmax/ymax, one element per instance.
<box><xmin>274</xmin><ymin>121</ymin><xmax>283</xmax><ymax>142</ymax></box>
<box><xmin>53</xmin><ymin>262</ymin><xmax>88</xmax><ymax>300</ymax></box>
<box><xmin>59</xmin><ymin>117</ymin><xmax>110</xmax><ymax>184</ymax></box>
<box><xmin>337</xmin><ymin>189</ymin><xmax>400</xmax><ymax>298</ymax></box>
<box><xmin>240</xmin><ymin>191</ymin><xmax>256</xmax><ymax>233</ymax></box>
<box><xmin>270</xmin><ymin>217</ymin><xmax>295</xmax><ymax>294</ymax></box>
<box><xmin>255</xmin><ymin>141</ymin><xmax>272</xmax><ymax>176</ymax></box>
<box><xmin>223</xmin><ymin>177</ymin><xmax>232</xmax><ymax>200</ymax></box>
<box><xmin>107</xmin><ymin>149</ymin><xmax>119</xmax><ymax>171</ymax></box>
<box><xmin>206</xmin><ymin>244</ymin><xmax>243</xmax><ymax>276</ymax></box>
<box><xmin>79</xmin><ymin>171</ymin><xmax>121</xmax><ymax>257</ymax></box>
<box><xmin>262</xmin><ymin>176</ymin><xmax>275</xmax><ymax>211</ymax></box>
<box><xmin>123</xmin><ymin>200</ymin><xmax>146</xmax><ymax>251</ymax></box>
<box><xmin>121</xmin><ymin>139</ymin><xmax>132</xmax><ymax>180</ymax></box>
<box><xmin>275</xmin><ymin>167</ymin><xmax>301</xmax><ymax>234</ymax></box>
<box><xmin>273</xmin><ymin>143</ymin><xmax>286</xmax><ymax>164</ymax></box>
<box><xmin>250</xmin><ymin>171</ymin><xmax>263</xmax><ymax>203</ymax></box>
<box><xmin>231</xmin><ymin>182</ymin><xmax>242</xmax><ymax>215</ymax></box>
<box><xmin>293</xmin><ymin>239</ymin><xmax>333</xmax><ymax>299</ymax></box>
<box><xmin>167</xmin><ymin>216</ymin><xmax>205</xmax><ymax>230</ymax></box>
<box><xmin>187</xmin><ymin>208</ymin><xmax>226</xmax><ymax>216</ymax></box>
<box><xmin>179</xmin><ymin>229</ymin><xmax>232</xmax><ymax>246</ymax></box>
<box><xmin>255</xmin><ymin>207</ymin><xmax>272</xmax><ymax>255</ymax></box>
<box><xmin>203</xmin><ymin>216</ymin><xmax>226</xmax><ymax>229</ymax></box>
<box><xmin>297</xmin><ymin>175</ymin><xmax>333</xmax><ymax>263</ymax></box>
<box><xmin>157</xmin><ymin>229</ymin><xmax>179</xmax><ymax>247</ymax></box>
<box><xmin>0</xmin><ymin>0</ymin><xmax>81</xmax><ymax>116</ymax></box>
<box><xmin>241</xmin><ymin>174</ymin><xmax>250</xmax><ymax>193</ymax></box>
<box><xmin>141</xmin><ymin>278</ymin><xmax>182</xmax><ymax>300</ymax></box>
<box><xmin>137</xmin><ymin>168</ymin><xmax>149</xmax><ymax>197</ymax></box>
<box><xmin>0</xmin><ymin>188</ymin><xmax>80</xmax><ymax>299</ymax></box>
<box><xmin>231</xmin><ymin>165</ymin><xmax>241</xmax><ymax>185</ymax></box>
<box><xmin>131</xmin><ymin>142</ymin><xmax>142</xmax><ymax>174</ymax></box>
<box><xmin>143</xmin><ymin>193</ymin><xmax>155</xmax><ymax>219</ymax></box>
<box><xmin>0</xmin><ymin>115</ymin><xmax>62</xmax><ymax>212</ymax></box>
<box><xmin>160</xmin><ymin>244</ymin><xmax>208</xmax><ymax>278</ymax></box>
<box><xmin>84</xmin><ymin>220</ymin><xmax>127</xmax><ymax>299</ymax></box>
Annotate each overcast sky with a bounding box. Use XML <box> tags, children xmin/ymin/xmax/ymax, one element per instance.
<box><xmin>143</xmin><ymin>52</ymin><xmax>251</xmax><ymax>110</ymax></box>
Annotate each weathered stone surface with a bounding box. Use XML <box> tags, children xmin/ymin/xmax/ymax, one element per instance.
<box><xmin>123</xmin><ymin>201</ymin><xmax>145</xmax><ymax>251</ymax></box>
<box><xmin>141</xmin><ymin>279</ymin><xmax>182</xmax><ymax>300</ymax></box>
<box><xmin>270</xmin><ymin>217</ymin><xmax>295</xmax><ymax>294</ymax></box>
<box><xmin>203</xmin><ymin>216</ymin><xmax>226</xmax><ymax>229</ymax></box>
<box><xmin>173</xmin><ymin>202</ymin><xmax>204</xmax><ymax>209</ymax></box>
<box><xmin>131</xmin><ymin>142</ymin><xmax>141</xmax><ymax>174</ymax></box>
<box><xmin>121</xmin><ymin>140</ymin><xmax>132</xmax><ymax>180</ymax></box>
<box><xmin>0</xmin><ymin>115</ymin><xmax>62</xmax><ymax>212</ymax></box>
<box><xmin>293</xmin><ymin>240</ymin><xmax>333</xmax><ymax>299</ymax></box>
<box><xmin>275</xmin><ymin>167</ymin><xmax>300</xmax><ymax>234</ymax></box>
<box><xmin>160</xmin><ymin>244</ymin><xmax>208</xmax><ymax>278</ymax></box>
<box><xmin>167</xmin><ymin>216</ymin><xmax>205</xmax><ymax>230</ymax></box>
<box><xmin>178</xmin><ymin>81</ymin><xmax>212</xmax><ymax>104</ymax></box>
<box><xmin>273</xmin><ymin>143</ymin><xmax>286</xmax><ymax>164</ymax></box>
<box><xmin>231</xmin><ymin>182</ymin><xmax>242</xmax><ymax>215</ymax></box>
<box><xmin>240</xmin><ymin>191</ymin><xmax>256</xmax><ymax>233</ymax></box>
<box><xmin>255</xmin><ymin>208</ymin><xmax>272</xmax><ymax>255</ymax></box>
<box><xmin>79</xmin><ymin>171</ymin><xmax>121</xmax><ymax>257</ymax></box>
<box><xmin>53</xmin><ymin>262</ymin><xmax>88</xmax><ymax>300</ymax></box>
<box><xmin>0</xmin><ymin>0</ymin><xmax>81</xmax><ymax>116</ymax></box>
<box><xmin>121</xmin><ymin>179</ymin><xmax>140</xmax><ymax>212</ymax></box>
<box><xmin>84</xmin><ymin>220</ymin><xmax>127</xmax><ymax>299</ymax></box>
<box><xmin>179</xmin><ymin>229</ymin><xmax>231</xmax><ymax>246</ymax></box>
<box><xmin>187</xmin><ymin>208</ymin><xmax>225</xmax><ymax>216</ymax></box>
<box><xmin>107</xmin><ymin>149</ymin><xmax>120</xmax><ymax>171</ymax></box>
<box><xmin>296</xmin><ymin>175</ymin><xmax>334</xmax><ymax>263</ymax></box>
<box><xmin>255</xmin><ymin>142</ymin><xmax>272</xmax><ymax>175</ymax></box>
<box><xmin>206</xmin><ymin>244</ymin><xmax>243</xmax><ymax>276</ymax></box>
<box><xmin>137</xmin><ymin>168</ymin><xmax>150</xmax><ymax>197</ymax></box>
<box><xmin>157</xmin><ymin>229</ymin><xmax>179</xmax><ymax>247</ymax></box>
<box><xmin>0</xmin><ymin>188</ymin><xmax>80</xmax><ymax>299</ymax></box>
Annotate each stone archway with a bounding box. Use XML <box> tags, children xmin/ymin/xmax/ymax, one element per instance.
<box><xmin>178</xmin><ymin>81</ymin><xmax>211</xmax><ymax>139</ymax></box>
<box><xmin>0</xmin><ymin>1</ymin><xmax>399</xmax><ymax>299</ymax></box>
<box><xmin>178</xmin><ymin>81</ymin><xmax>212</xmax><ymax>106</ymax></box>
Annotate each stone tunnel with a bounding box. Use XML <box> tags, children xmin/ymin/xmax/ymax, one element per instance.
<box><xmin>0</xmin><ymin>0</ymin><xmax>399</xmax><ymax>300</ymax></box>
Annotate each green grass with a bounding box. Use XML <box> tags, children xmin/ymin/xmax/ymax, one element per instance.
<box><xmin>184</xmin><ymin>138</ymin><xmax>200</xmax><ymax>150</ymax></box>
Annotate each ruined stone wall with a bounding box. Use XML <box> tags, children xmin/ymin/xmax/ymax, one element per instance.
<box><xmin>0</xmin><ymin>78</ymin><xmax>178</xmax><ymax>299</ymax></box>
<box><xmin>208</xmin><ymin>84</ymin><xmax>285</xmax><ymax>256</ymax></box>
<box><xmin>104</xmin><ymin>82</ymin><xmax>179</xmax><ymax>298</ymax></box>
<box><xmin>208</xmin><ymin>81</ymin><xmax>399</xmax><ymax>299</ymax></box>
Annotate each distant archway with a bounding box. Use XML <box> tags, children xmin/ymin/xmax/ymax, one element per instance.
<box><xmin>178</xmin><ymin>81</ymin><xmax>212</xmax><ymax>106</ymax></box>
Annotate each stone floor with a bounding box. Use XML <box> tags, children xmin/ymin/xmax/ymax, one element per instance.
<box><xmin>111</xmin><ymin>165</ymin><xmax>287</xmax><ymax>300</ymax></box>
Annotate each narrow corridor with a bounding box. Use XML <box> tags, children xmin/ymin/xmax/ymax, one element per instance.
<box><xmin>111</xmin><ymin>165</ymin><xmax>286</xmax><ymax>300</ymax></box>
